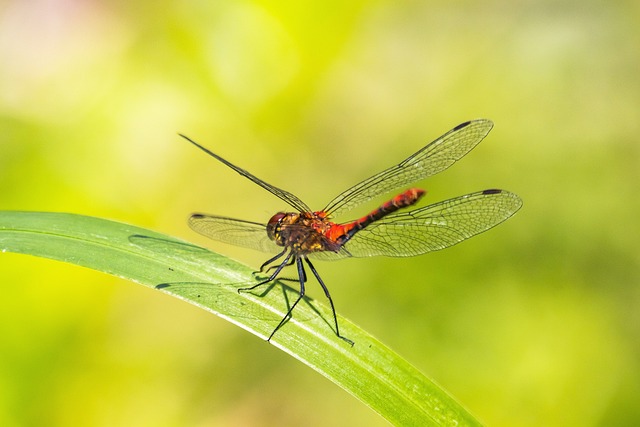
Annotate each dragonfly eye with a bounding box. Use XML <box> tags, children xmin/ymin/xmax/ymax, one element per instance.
<box><xmin>266</xmin><ymin>212</ymin><xmax>287</xmax><ymax>242</ymax></box>
<box><xmin>268</xmin><ymin>212</ymin><xmax>287</xmax><ymax>225</ymax></box>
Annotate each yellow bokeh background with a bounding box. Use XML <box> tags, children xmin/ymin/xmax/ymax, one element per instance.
<box><xmin>1</xmin><ymin>1</ymin><xmax>639</xmax><ymax>426</ymax></box>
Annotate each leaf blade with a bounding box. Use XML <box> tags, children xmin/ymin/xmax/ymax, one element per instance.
<box><xmin>0</xmin><ymin>211</ymin><xmax>482</xmax><ymax>426</ymax></box>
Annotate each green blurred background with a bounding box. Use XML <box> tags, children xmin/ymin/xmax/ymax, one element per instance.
<box><xmin>1</xmin><ymin>0</ymin><xmax>638</xmax><ymax>426</ymax></box>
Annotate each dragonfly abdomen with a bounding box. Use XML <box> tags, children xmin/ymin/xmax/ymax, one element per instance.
<box><xmin>335</xmin><ymin>188</ymin><xmax>426</xmax><ymax>244</ymax></box>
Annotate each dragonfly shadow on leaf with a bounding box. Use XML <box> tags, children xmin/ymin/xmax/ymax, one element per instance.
<box><xmin>127</xmin><ymin>234</ymin><xmax>214</xmax><ymax>257</ymax></box>
<box><xmin>127</xmin><ymin>233</ymin><xmax>243</xmax><ymax>279</ymax></box>
<box><xmin>242</xmin><ymin>273</ymin><xmax>330</xmax><ymax>328</ymax></box>
<box><xmin>154</xmin><ymin>280</ymin><xmax>317</xmax><ymax>325</ymax></box>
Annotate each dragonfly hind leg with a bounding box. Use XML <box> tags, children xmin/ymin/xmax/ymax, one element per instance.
<box><xmin>304</xmin><ymin>257</ymin><xmax>354</xmax><ymax>346</ymax></box>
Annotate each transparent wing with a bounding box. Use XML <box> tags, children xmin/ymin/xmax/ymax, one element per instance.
<box><xmin>181</xmin><ymin>134</ymin><xmax>311</xmax><ymax>213</ymax></box>
<box><xmin>322</xmin><ymin>119</ymin><xmax>494</xmax><ymax>218</ymax></box>
<box><xmin>188</xmin><ymin>214</ymin><xmax>279</xmax><ymax>253</ymax></box>
<box><xmin>336</xmin><ymin>189</ymin><xmax>522</xmax><ymax>258</ymax></box>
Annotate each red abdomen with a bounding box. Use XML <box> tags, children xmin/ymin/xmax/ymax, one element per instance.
<box><xmin>326</xmin><ymin>188</ymin><xmax>426</xmax><ymax>244</ymax></box>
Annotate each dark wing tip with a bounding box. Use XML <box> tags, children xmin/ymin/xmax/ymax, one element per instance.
<box><xmin>453</xmin><ymin>118</ymin><xmax>493</xmax><ymax>132</ymax></box>
<box><xmin>482</xmin><ymin>188</ymin><xmax>503</xmax><ymax>195</ymax></box>
<box><xmin>453</xmin><ymin>120</ymin><xmax>472</xmax><ymax>131</ymax></box>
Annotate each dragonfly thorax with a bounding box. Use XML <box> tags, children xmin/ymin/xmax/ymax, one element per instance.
<box><xmin>266</xmin><ymin>211</ymin><xmax>341</xmax><ymax>254</ymax></box>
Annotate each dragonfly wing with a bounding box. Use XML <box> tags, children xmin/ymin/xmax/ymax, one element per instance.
<box><xmin>342</xmin><ymin>189</ymin><xmax>522</xmax><ymax>257</ymax></box>
<box><xmin>181</xmin><ymin>134</ymin><xmax>311</xmax><ymax>213</ymax></box>
<box><xmin>188</xmin><ymin>214</ymin><xmax>280</xmax><ymax>253</ymax></box>
<box><xmin>323</xmin><ymin>119</ymin><xmax>494</xmax><ymax>218</ymax></box>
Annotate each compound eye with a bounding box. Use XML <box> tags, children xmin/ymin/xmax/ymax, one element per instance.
<box><xmin>266</xmin><ymin>212</ymin><xmax>287</xmax><ymax>242</ymax></box>
<box><xmin>268</xmin><ymin>212</ymin><xmax>286</xmax><ymax>225</ymax></box>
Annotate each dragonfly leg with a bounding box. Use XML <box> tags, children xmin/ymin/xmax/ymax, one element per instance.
<box><xmin>268</xmin><ymin>256</ymin><xmax>306</xmax><ymax>342</ymax></box>
<box><xmin>239</xmin><ymin>249</ymin><xmax>291</xmax><ymax>293</ymax></box>
<box><xmin>258</xmin><ymin>249</ymin><xmax>288</xmax><ymax>272</ymax></box>
<box><xmin>304</xmin><ymin>257</ymin><xmax>354</xmax><ymax>346</ymax></box>
<box><xmin>260</xmin><ymin>253</ymin><xmax>295</xmax><ymax>276</ymax></box>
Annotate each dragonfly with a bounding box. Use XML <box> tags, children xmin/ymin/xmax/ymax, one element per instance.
<box><xmin>181</xmin><ymin>119</ymin><xmax>522</xmax><ymax>345</ymax></box>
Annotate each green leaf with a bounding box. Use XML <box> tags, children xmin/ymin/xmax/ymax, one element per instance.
<box><xmin>0</xmin><ymin>211</ymin><xmax>482</xmax><ymax>426</ymax></box>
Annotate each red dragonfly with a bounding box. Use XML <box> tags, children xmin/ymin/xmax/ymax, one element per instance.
<box><xmin>181</xmin><ymin>119</ymin><xmax>522</xmax><ymax>344</ymax></box>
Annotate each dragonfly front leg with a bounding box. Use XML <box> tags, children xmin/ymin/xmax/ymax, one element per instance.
<box><xmin>258</xmin><ymin>249</ymin><xmax>288</xmax><ymax>273</ymax></box>
<box><xmin>239</xmin><ymin>249</ymin><xmax>292</xmax><ymax>293</ymax></box>
<box><xmin>260</xmin><ymin>252</ymin><xmax>296</xmax><ymax>277</ymax></box>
